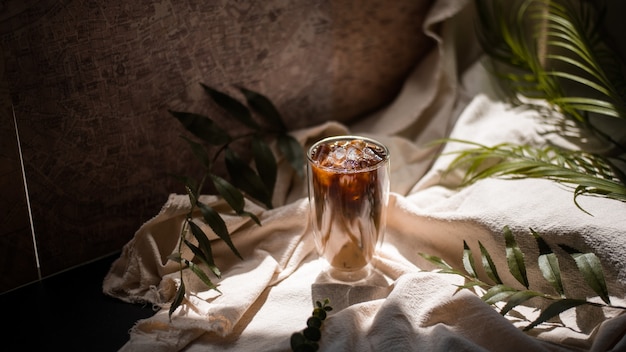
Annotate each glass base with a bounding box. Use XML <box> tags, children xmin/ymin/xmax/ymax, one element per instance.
<box><xmin>312</xmin><ymin>261</ymin><xmax>392</xmax><ymax>312</ymax></box>
<box><xmin>320</xmin><ymin>265</ymin><xmax>372</xmax><ymax>283</ymax></box>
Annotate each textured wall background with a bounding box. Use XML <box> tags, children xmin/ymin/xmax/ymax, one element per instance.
<box><xmin>0</xmin><ymin>49</ymin><xmax>39</xmax><ymax>291</ymax></box>
<box><xmin>0</xmin><ymin>0</ymin><xmax>435</xmax><ymax>293</ymax></box>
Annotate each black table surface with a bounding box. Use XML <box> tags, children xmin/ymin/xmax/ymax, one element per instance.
<box><xmin>2</xmin><ymin>252</ymin><xmax>156</xmax><ymax>351</ymax></box>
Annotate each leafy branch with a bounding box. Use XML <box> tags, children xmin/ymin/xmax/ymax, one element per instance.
<box><xmin>420</xmin><ymin>0</ymin><xmax>626</xmax><ymax>335</ymax></box>
<box><xmin>440</xmin><ymin>0</ymin><xmax>626</xmax><ymax>213</ymax></box>
<box><xmin>442</xmin><ymin>139</ymin><xmax>626</xmax><ymax>212</ymax></box>
<box><xmin>476</xmin><ymin>0</ymin><xmax>626</xmax><ymax>151</ymax></box>
<box><xmin>291</xmin><ymin>299</ymin><xmax>333</xmax><ymax>352</ymax></box>
<box><xmin>166</xmin><ymin>85</ymin><xmax>306</xmax><ymax>319</ymax></box>
<box><xmin>420</xmin><ymin>226</ymin><xmax>626</xmax><ymax>331</ymax></box>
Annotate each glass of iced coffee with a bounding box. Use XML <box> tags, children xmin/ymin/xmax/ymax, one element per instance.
<box><xmin>307</xmin><ymin>135</ymin><xmax>390</xmax><ymax>282</ymax></box>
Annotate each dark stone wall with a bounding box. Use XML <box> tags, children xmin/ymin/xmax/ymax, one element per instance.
<box><xmin>0</xmin><ymin>0</ymin><xmax>435</xmax><ymax>293</ymax></box>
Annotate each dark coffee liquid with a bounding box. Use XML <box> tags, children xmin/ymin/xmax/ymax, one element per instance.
<box><xmin>308</xmin><ymin>138</ymin><xmax>389</xmax><ymax>271</ymax></box>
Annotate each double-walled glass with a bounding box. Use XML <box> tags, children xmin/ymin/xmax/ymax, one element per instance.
<box><xmin>307</xmin><ymin>135</ymin><xmax>390</xmax><ymax>281</ymax></box>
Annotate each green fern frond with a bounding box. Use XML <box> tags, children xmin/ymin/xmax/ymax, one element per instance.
<box><xmin>475</xmin><ymin>0</ymin><xmax>626</xmax><ymax>152</ymax></box>
<box><xmin>543</xmin><ymin>1</ymin><xmax>626</xmax><ymax>112</ymax></box>
<box><xmin>445</xmin><ymin>140</ymin><xmax>626</xmax><ymax>207</ymax></box>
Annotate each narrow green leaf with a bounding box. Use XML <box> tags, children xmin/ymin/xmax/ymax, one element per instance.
<box><xmin>187</xmin><ymin>221</ymin><xmax>220</xmax><ymax>277</ymax></box>
<box><xmin>224</xmin><ymin>147</ymin><xmax>273</xmax><ymax>209</ymax></box>
<box><xmin>456</xmin><ymin>281</ymin><xmax>486</xmax><ymax>290</ymax></box>
<box><xmin>437</xmin><ymin>268</ymin><xmax>470</xmax><ymax>276</ymax></box>
<box><xmin>547</xmin><ymin>71</ymin><xmax>611</xmax><ymax>98</ymax></box>
<box><xmin>524</xmin><ymin>299</ymin><xmax>587</xmax><ymax>331</ymax></box>
<box><xmin>475</xmin><ymin>0</ymin><xmax>626</xmax><ymax>155</ymax></box>
<box><xmin>180</xmin><ymin>135</ymin><xmax>210</xmax><ymax>169</ymax></box>
<box><xmin>184</xmin><ymin>259</ymin><xmax>220</xmax><ymax>292</ymax></box>
<box><xmin>539</xmin><ymin>253</ymin><xmax>565</xmax><ymax>296</ymax></box>
<box><xmin>463</xmin><ymin>241</ymin><xmax>478</xmax><ymax>278</ymax></box>
<box><xmin>454</xmin><ymin>280</ymin><xmax>485</xmax><ymax>294</ymax></box>
<box><xmin>183</xmin><ymin>239</ymin><xmax>220</xmax><ymax>278</ymax></box>
<box><xmin>197</xmin><ymin>201</ymin><xmax>243</xmax><ymax>259</ymax></box>
<box><xmin>237</xmin><ymin>86</ymin><xmax>287</xmax><ymax>131</ymax></box>
<box><xmin>200</xmin><ymin>84</ymin><xmax>260</xmax><ymax>130</ymax></box>
<box><xmin>210</xmin><ymin>174</ymin><xmax>262</xmax><ymax>225</ymax></box>
<box><xmin>168</xmin><ymin>110</ymin><xmax>231</xmax><ymax>145</ymax></box>
<box><xmin>500</xmin><ymin>290</ymin><xmax>545</xmax><ymax>316</ymax></box>
<box><xmin>531</xmin><ymin>228</ymin><xmax>552</xmax><ymax>256</ymax></box>
<box><xmin>503</xmin><ymin>226</ymin><xmax>529</xmax><ymax>288</ymax></box>
<box><xmin>531</xmin><ymin>228</ymin><xmax>564</xmax><ymax>296</ymax></box>
<box><xmin>479</xmin><ymin>241</ymin><xmax>502</xmax><ymax>284</ymax></box>
<box><xmin>169</xmin><ymin>280</ymin><xmax>185</xmax><ymax>320</ymax></box>
<box><xmin>277</xmin><ymin>134</ymin><xmax>305</xmax><ymax>178</ymax></box>
<box><xmin>545</xmin><ymin>54</ymin><xmax>611</xmax><ymax>89</ymax></box>
<box><xmin>251</xmin><ymin>136</ymin><xmax>277</xmax><ymax>196</ymax></box>
<box><xmin>482</xmin><ymin>284</ymin><xmax>518</xmax><ymax>305</ymax></box>
<box><xmin>185</xmin><ymin>184</ymin><xmax>198</xmax><ymax>209</ymax></box>
<box><xmin>419</xmin><ymin>253</ymin><xmax>455</xmax><ymax>272</ymax></box>
<box><xmin>240</xmin><ymin>210</ymin><xmax>261</xmax><ymax>226</ymax></box>
<box><xmin>210</xmin><ymin>174</ymin><xmax>245</xmax><ymax>213</ymax></box>
<box><xmin>559</xmin><ymin>245</ymin><xmax>611</xmax><ymax>304</ymax></box>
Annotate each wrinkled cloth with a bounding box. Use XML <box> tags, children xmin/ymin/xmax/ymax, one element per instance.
<box><xmin>103</xmin><ymin>0</ymin><xmax>626</xmax><ymax>351</ymax></box>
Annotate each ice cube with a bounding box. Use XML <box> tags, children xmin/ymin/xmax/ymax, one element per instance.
<box><xmin>330</xmin><ymin>147</ymin><xmax>346</xmax><ymax>165</ymax></box>
<box><xmin>312</xmin><ymin>138</ymin><xmax>386</xmax><ymax>170</ymax></box>
<box><xmin>346</xmin><ymin>146</ymin><xmax>360</xmax><ymax>161</ymax></box>
<box><xmin>363</xmin><ymin>147</ymin><xmax>382</xmax><ymax>163</ymax></box>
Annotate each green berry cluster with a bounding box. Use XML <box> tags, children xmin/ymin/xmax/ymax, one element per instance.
<box><xmin>290</xmin><ymin>299</ymin><xmax>333</xmax><ymax>352</ymax></box>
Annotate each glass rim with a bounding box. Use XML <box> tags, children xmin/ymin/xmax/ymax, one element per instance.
<box><xmin>307</xmin><ymin>134</ymin><xmax>390</xmax><ymax>173</ymax></box>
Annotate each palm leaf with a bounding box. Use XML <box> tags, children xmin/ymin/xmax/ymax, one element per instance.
<box><xmin>445</xmin><ymin>140</ymin><xmax>626</xmax><ymax>208</ymax></box>
<box><xmin>475</xmin><ymin>0</ymin><xmax>626</xmax><ymax>153</ymax></box>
